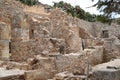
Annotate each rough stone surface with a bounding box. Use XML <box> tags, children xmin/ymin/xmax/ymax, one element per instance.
<box><xmin>55</xmin><ymin>46</ymin><xmax>103</xmax><ymax>74</ymax></box>
<box><xmin>0</xmin><ymin>68</ymin><xmax>25</xmax><ymax>80</ymax></box>
<box><xmin>11</xmin><ymin>42</ymin><xmax>33</xmax><ymax>61</ymax></box>
<box><xmin>0</xmin><ymin>0</ymin><xmax>120</xmax><ymax>80</ymax></box>
<box><xmin>92</xmin><ymin>59</ymin><xmax>120</xmax><ymax>80</ymax></box>
<box><xmin>92</xmin><ymin>69</ymin><xmax>120</xmax><ymax>80</ymax></box>
<box><xmin>5</xmin><ymin>62</ymin><xmax>31</xmax><ymax>70</ymax></box>
<box><xmin>25</xmin><ymin>69</ymin><xmax>50</xmax><ymax>80</ymax></box>
<box><xmin>0</xmin><ymin>40</ymin><xmax>9</xmax><ymax>60</ymax></box>
<box><xmin>54</xmin><ymin>71</ymin><xmax>86</xmax><ymax>80</ymax></box>
<box><xmin>54</xmin><ymin>71</ymin><xmax>73</xmax><ymax>80</ymax></box>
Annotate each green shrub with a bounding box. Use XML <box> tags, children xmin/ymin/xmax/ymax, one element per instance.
<box><xmin>17</xmin><ymin>0</ymin><xmax>38</xmax><ymax>6</ymax></box>
<box><xmin>53</xmin><ymin>1</ymin><xmax>96</xmax><ymax>22</ymax></box>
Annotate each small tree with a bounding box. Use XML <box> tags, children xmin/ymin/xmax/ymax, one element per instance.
<box><xmin>17</xmin><ymin>0</ymin><xmax>39</xmax><ymax>6</ymax></box>
<box><xmin>53</xmin><ymin>1</ymin><xmax>96</xmax><ymax>22</ymax></box>
<box><xmin>96</xmin><ymin>15</ymin><xmax>112</xmax><ymax>24</ymax></box>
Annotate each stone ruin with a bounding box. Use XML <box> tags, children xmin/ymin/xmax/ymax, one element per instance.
<box><xmin>0</xmin><ymin>0</ymin><xmax>120</xmax><ymax>80</ymax></box>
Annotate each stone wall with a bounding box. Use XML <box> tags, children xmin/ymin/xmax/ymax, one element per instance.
<box><xmin>10</xmin><ymin>8</ymin><xmax>120</xmax><ymax>62</ymax></box>
<box><xmin>0</xmin><ymin>0</ymin><xmax>120</xmax><ymax>67</ymax></box>
<box><xmin>55</xmin><ymin>46</ymin><xmax>103</xmax><ymax>74</ymax></box>
<box><xmin>11</xmin><ymin>42</ymin><xmax>33</xmax><ymax>61</ymax></box>
<box><xmin>0</xmin><ymin>22</ymin><xmax>10</xmax><ymax>60</ymax></box>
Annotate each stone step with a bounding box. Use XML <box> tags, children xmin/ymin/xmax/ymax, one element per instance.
<box><xmin>92</xmin><ymin>59</ymin><xmax>120</xmax><ymax>80</ymax></box>
<box><xmin>0</xmin><ymin>68</ymin><xmax>25</xmax><ymax>80</ymax></box>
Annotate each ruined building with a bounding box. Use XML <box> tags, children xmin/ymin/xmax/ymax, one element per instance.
<box><xmin>0</xmin><ymin>0</ymin><xmax>120</xmax><ymax>80</ymax></box>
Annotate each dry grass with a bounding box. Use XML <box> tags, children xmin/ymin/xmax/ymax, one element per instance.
<box><xmin>3</xmin><ymin>0</ymin><xmax>49</xmax><ymax>15</ymax></box>
<box><xmin>2</xmin><ymin>0</ymin><xmax>24</xmax><ymax>9</ymax></box>
<box><xmin>24</xmin><ymin>5</ymin><xmax>49</xmax><ymax>15</ymax></box>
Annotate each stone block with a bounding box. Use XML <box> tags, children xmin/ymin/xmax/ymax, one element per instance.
<box><xmin>5</xmin><ymin>61</ymin><xmax>31</xmax><ymax>70</ymax></box>
<box><xmin>103</xmin><ymin>38</ymin><xmax>120</xmax><ymax>61</ymax></box>
<box><xmin>10</xmin><ymin>42</ymin><xmax>33</xmax><ymax>61</ymax></box>
<box><xmin>67</xmin><ymin>32</ymin><xmax>82</xmax><ymax>53</ymax></box>
<box><xmin>25</xmin><ymin>69</ymin><xmax>49</xmax><ymax>80</ymax></box>
<box><xmin>0</xmin><ymin>69</ymin><xmax>24</xmax><ymax>80</ymax></box>
<box><xmin>92</xmin><ymin>69</ymin><xmax>120</xmax><ymax>80</ymax></box>
<box><xmin>54</xmin><ymin>71</ymin><xmax>73</xmax><ymax>80</ymax></box>
<box><xmin>31</xmin><ymin>56</ymin><xmax>57</xmax><ymax>72</ymax></box>
<box><xmin>21</xmin><ymin>29</ymin><xmax>29</xmax><ymax>42</ymax></box>
<box><xmin>0</xmin><ymin>22</ymin><xmax>11</xmax><ymax>40</ymax></box>
<box><xmin>0</xmin><ymin>40</ymin><xmax>9</xmax><ymax>60</ymax></box>
<box><xmin>92</xmin><ymin>59</ymin><xmax>120</xmax><ymax>80</ymax></box>
<box><xmin>55</xmin><ymin>46</ymin><xmax>103</xmax><ymax>74</ymax></box>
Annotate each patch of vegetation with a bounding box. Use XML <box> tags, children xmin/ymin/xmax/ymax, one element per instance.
<box><xmin>91</xmin><ymin>0</ymin><xmax>120</xmax><ymax>24</ymax></box>
<box><xmin>17</xmin><ymin>0</ymin><xmax>112</xmax><ymax>24</ymax></box>
<box><xmin>53</xmin><ymin>1</ymin><xmax>96</xmax><ymax>22</ymax></box>
<box><xmin>17</xmin><ymin>0</ymin><xmax>39</xmax><ymax>6</ymax></box>
<box><xmin>53</xmin><ymin>1</ymin><xmax>111</xmax><ymax>24</ymax></box>
<box><xmin>96</xmin><ymin>15</ymin><xmax>112</xmax><ymax>24</ymax></box>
